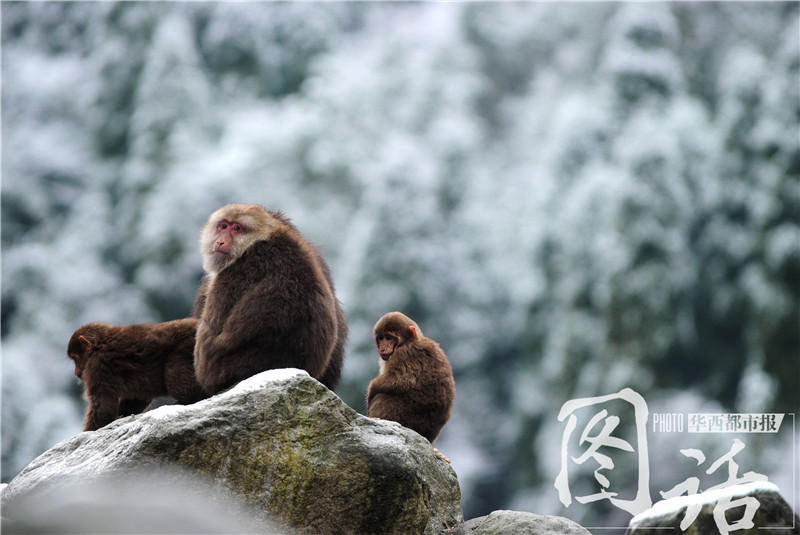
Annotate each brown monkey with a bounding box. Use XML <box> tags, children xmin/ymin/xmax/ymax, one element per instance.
<box><xmin>366</xmin><ymin>312</ymin><xmax>455</xmax><ymax>443</ymax></box>
<box><xmin>67</xmin><ymin>318</ymin><xmax>206</xmax><ymax>431</ymax></box>
<box><xmin>193</xmin><ymin>204</ymin><xmax>347</xmax><ymax>395</ymax></box>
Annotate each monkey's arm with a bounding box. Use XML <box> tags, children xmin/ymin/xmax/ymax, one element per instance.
<box><xmin>366</xmin><ymin>373</ymin><xmax>411</xmax><ymax>404</ymax></box>
<box><xmin>195</xmin><ymin>319</ymin><xmax>228</xmax><ymax>363</ymax></box>
<box><xmin>195</xmin><ymin>293</ymin><xmax>287</xmax><ymax>365</ymax></box>
<box><xmin>84</xmin><ymin>390</ymin><xmax>120</xmax><ymax>431</ymax></box>
<box><xmin>81</xmin><ymin>361</ymin><xmax>126</xmax><ymax>431</ymax></box>
<box><xmin>192</xmin><ymin>276</ymin><xmax>210</xmax><ymax>318</ymax></box>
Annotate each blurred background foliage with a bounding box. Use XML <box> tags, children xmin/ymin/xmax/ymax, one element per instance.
<box><xmin>2</xmin><ymin>2</ymin><xmax>798</xmax><ymax>527</ymax></box>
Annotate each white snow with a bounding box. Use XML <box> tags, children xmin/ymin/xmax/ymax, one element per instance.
<box><xmin>219</xmin><ymin>369</ymin><xmax>309</xmax><ymax>400</ymax></box>
<box><xmin>631</xmin><ymin>481</ymin><xmax>781</xmax><ymax>524</ymax></box>
<box><xmin>141</xmin><ymin>369</ymin><xmax>309</xmax><ymax>421</ymax></box>
<box><xmin>144</xmin><ymin>404</ymin><xmax>191</xmax><ymax>422</ymax></box>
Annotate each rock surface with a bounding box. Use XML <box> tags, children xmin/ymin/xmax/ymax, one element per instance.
<box><xmin>458</xmin><ymin>509</ymin><xmax>592</xmax><ymax>535</ymax></box>
<box><xmin>626</xmin><ymin>482</ymin><xmax>799</xmax><ymax>535</ymax></box>
<box><xmin>1</xmin><ymin>369</ymin><xmax>462</xmax><ymax>535</ymax></box>
<box><xmin>1</xmin><ymin>467</ymin><xmax>284</xmax><ymax>534</ymax></box>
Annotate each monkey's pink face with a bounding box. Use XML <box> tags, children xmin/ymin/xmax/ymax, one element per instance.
<box><xmin>376</xmin><ymin>333</ymin><xmax>398</xmax><ymax>361</ymax></box>
<box><xmin>213</xmin><ymin>220</ymin><xmax>244</xmax><ymax>255</ymax></box>
<box><xmin>201</xmin><ymin>206</ymin><xmax>279</xmax><ymax>275</ymax></box>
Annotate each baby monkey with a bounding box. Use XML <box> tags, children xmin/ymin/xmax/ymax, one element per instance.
<box><xmin>67</xmin><ymin>318</ymin><xmax>206</xmax><ymax>431</ymax></box>
<box><xmin>366</xmin><ymin>312</ymin><xmax>455</xmax><ymax>443</ymax></box>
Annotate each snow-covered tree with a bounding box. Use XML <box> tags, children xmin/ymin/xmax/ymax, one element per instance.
<box><xmin>2</xmin><ymin>1</ymin><xmax>797</xmax><ymax>524</ymax></box>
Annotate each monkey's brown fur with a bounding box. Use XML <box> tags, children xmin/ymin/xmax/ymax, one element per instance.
<box><xmin>193</xmin><ymin>204</ymin><xmax>347</xmax><ymax>395</ymax></box>
<box><xmin>67</xmin><ymin>318</ymin><xmax>206</xmax><ymax>431</ymax></box>
<box><xmin>366</xmin><ymin>312</ymin><xmax>455</xmax><ymax>442</ymax></box>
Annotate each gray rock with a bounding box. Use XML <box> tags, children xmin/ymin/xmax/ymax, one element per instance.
<box><xmin>460</xmin><ymin>510</ymin><xmax>592</xmax><ymax>535</ymax></box>
<box><xmin>626</xmin><ymin>482</ymin><xmax>799</xmax><ymax>535</ymax></box>
<box><xmin>1</xmin><ymin>369</ymin><xmax>462</xmax><ymax>535</ymax></box>
<box><xmin>1</xmin><ymin>467</ymin><xmax>287</xmax><ymax>534</ymax></box>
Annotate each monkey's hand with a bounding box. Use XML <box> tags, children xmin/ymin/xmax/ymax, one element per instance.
<box><xmin>366</xmin><ymin>375</ymin><xmax>408</xmax><ymax>401</ymax></box>
<box><xmin>195</xmin><ymin>321</ymin><xmax>224</xmax><ymax>369</ymax></box>
<box><xmin>196</xmin><ymin>320</ymin><xmax>234</xmax><ymax>359</ymax></box>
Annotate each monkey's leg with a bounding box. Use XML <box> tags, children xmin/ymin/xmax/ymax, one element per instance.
<box><xmin>165</xmin><ymin>358</ymin><xmax>207</xmax><ymax>404</ymax></box>
<box><xmin>118</xmin><ymin>398</ymin><xmax>151</xmax><ymax>417</ymax></box>
<box><xmin>83</xmin><ymin>393</ymin><xmax>120</xmax><ymax>431</ymax></box>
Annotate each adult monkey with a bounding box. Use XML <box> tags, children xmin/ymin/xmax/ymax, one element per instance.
<box><xmin>193</xmin><ymin>204</ymin><xmax>347</xmax><ymax>394</ymax></box>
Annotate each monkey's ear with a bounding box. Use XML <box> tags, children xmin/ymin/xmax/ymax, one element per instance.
<box><xmin>408</xmin><ymin>325</ymin><xmax>421</xmax><ymax>340</ymax></box>
<box><xmin>78</xmin><ymin>335</ymin><xmax>93</xmax><ymax>350</ymax></box>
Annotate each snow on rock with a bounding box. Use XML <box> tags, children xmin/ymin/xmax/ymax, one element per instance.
<box><xmin>462</xmin><ymin>509</ymin><xmax>592</xmax><ymax>535</ymax></box>
<box><xmin>627</xmin><ymin>481</ymin><xmax>799</xmax><ymax>535</ymax></box>
<box><xmin>221</xmin><ymin>367</ymin><xmax>308</xmax><ymax>397</ymax></box>
<box><xmin>632</xmin><ymin>481</ymin><xmax>778</xmax><ymax>523</ymax></box>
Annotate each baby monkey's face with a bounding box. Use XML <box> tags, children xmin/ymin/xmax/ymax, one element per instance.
<box><xmin>376</xmin><ymin>333</ymin><xmax>399</xmax><ymax>361</ymax></box>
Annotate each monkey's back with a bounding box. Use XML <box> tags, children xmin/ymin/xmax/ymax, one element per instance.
<box><xmin>367</xmin><ymin>339</ymin><xmax>455</xmax><ymax>442</ymax></box>
<box><xmin>196</xmin><ymin>233</ymin><xmax>339</xmax><ymax>394</ymax></box>
<box><xmin>70</xmin><ymin>318</ymin><xmax>204</xmax><ymax>431</ymax></box>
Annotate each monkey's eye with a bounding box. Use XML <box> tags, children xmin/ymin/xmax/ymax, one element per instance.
<box><xmin>217</xmin><ymin>222</ymin><xmax>228</xmax><ymax>231</ymax></box>
<box><xmin>232</xmin><ymin>223</ymin><xmax>242</xmax><ymax>232</ymax></box>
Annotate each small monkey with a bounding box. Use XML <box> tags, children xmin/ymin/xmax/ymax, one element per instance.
<box><xmin>193</xmin><ymin>204</ymin><xmax>347</xmax><ymax>395</ymax></box>
<box><xmin>366</xmin><ymin>312</ymin><xmax>455</xmax><ymax>443</ymax></box>
<box><xmin>67</xmin><ymin>318</ymin><xmax>206</xmax><ymax>431</ymax></box>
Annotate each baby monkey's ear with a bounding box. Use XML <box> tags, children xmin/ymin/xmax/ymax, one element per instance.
<box><xmin>408</xmin><ymin>325</ymin><xmax>421</xmax><ymax>341</ymax></box>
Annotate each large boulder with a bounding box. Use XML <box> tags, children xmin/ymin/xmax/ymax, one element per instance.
<box><xmin>626</xmin><ymin>482</ymin><xmax>799</xmax><ymax>535</ymax></box>
<box><xmin>1</xmin><ymin>369</ymin><xmax>462</xmax><ymax>535</ymax></box>
<box><xmin>459</xmin><ymin>510</ymin><xmax>592</xmax><ymax>535</ymax></box>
